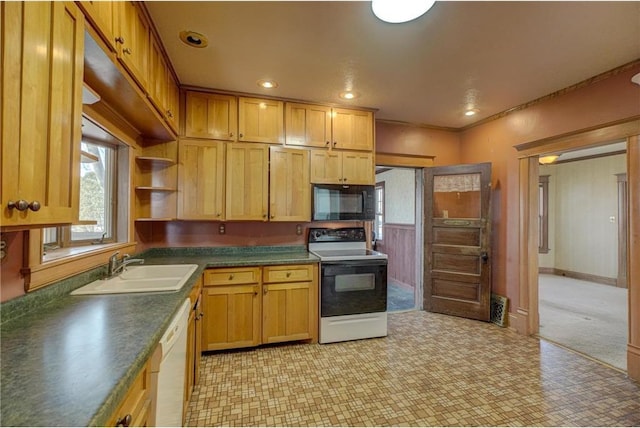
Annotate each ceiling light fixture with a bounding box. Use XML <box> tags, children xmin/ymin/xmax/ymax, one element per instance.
<box><xmin>339</xmin><ymin>91</ymin><xmax>359</xmax><ymax>100</ymax></box>
<box><xmin>179</xmin><ymin>31</ymin><xmax>208</xmax><ymax>48</ymax></box>
<box><xmin>632</xmin><ymin>72</ymin><xmax>640</xmax><ymax>86</ymax></box>
<box><xmin>257</xmin><ymin>79</ymin><xmax>278</xmax><ymax>89</ymax></box>
<box><xmin>371</xmin><ymin>0</ymin><xmax>436</xmax><ymax>24</ymax></box>
<box><xmin>538</xmin><ymin>155</ymin><xmax>559</xmax><ymax>165</ymax></box>
<box><xmin>464</xmin><ymin>109</ymin><xmax>478</xmax><ymax>117</ymax></box>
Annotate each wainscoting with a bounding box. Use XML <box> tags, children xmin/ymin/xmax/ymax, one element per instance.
<box><xmin>376</xmin><ymin>223</ymin><xmax>416</xmax><ymax>288</ymax></box>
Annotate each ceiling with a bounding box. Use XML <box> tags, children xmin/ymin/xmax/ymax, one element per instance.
<box><xmin>146</xmin><ymin>1</ymin><xmax>640</xmax><ymax>130</ymax></box>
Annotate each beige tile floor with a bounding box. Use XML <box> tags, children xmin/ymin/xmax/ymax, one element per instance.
<box><xmin>186</xmin><ymin>311</ymin><xmax>640</xmax><ymax>427</ymax></box>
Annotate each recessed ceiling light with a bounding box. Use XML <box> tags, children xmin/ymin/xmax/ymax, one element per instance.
<box><xmin>464</xmin><ymin>109</ymin><xmax>478</xmax><ymax>117</ymax></box>
<box><xmin>539</xmin><ymin>155</ymin><xmax>559</xmax><ymax>165</ymax></box>
<box><xmin>339</xmin><ymin>91</ymin><xmax>359</xmax><ymax>100</ymax></box>
<box><xmin>372</xmin><ymin>0</ymin><xmax>436</xmax><ymax>24</ymax></box>
<box><xmin>257</xmin><ymin>79</ymin><xmax>278</xmax><ymax>89</ymax></box>
<box><xmin>179</xmin><ymin>31</ymin><xmax>208</xmax><ymax>48</ymax></box>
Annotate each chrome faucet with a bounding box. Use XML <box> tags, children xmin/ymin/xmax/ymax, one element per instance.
<box><xmin>107</xmin><ymin>251</ymin><xmax>144</xmax><ymax>277</ymax></box>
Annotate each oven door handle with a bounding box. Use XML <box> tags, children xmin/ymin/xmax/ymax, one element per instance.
<box><xmin>320</xmin><ymin>259</ymin><xmax>388</xmax><ymax>267</ymax></box>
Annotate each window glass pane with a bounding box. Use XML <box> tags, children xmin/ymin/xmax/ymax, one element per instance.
<box><xmin>71</xmin><ymin>142</ymin><xmax>115</xmax><ymax>242</ymax></box>
<box><xmin>433</xmin><ymin>173</ymin><xmax>481</xmax><ymax>219</ymax></box>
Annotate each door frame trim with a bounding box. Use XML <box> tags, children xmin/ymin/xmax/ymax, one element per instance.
<box><xmin>514</xmin><ymin>118</ymin><xmax>640</xmax><ymax>381</ymax></box>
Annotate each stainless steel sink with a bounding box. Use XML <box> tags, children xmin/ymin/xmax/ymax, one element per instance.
<box><xmin>71</xmin><ymin>264</ymin><xmax>199</xmax><ymax>295</ymax></box>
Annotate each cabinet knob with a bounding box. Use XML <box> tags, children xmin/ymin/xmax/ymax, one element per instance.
<box><xmin>343</xmin><ymin>178</ymin><xmax>347</xmax><ymax>182</ymax></box>
<box><xmin>29</xmin><ymin>201</ymin><xmax>41</xmax><ymax>212</ymax></box>
<box><xmin>228</xmin><ymin>274</ymin><xmax>234</xmax><ymax>280</ymax></box>
<box><xmin>216</xmin><ymin>213</ymin><xmax>221</xmax><ymax>217</ymax></box>
<box><xmin>286</xmin><ymin>272</ymin><xmax>291</xmax><ymax>278</ymax></box>
<box><xmin>166</xmin><ymin>110</ymin><xmax>173</xmax><ymax>118</ymax></box>
<box><xmin>262</xmin><ymin>214</ymin><xmax>267</xmax><ymax>219</ymax></box>
<box><xmin>115</xmin><ymin>36</ymin><xmax>124</xmax><ymax>44</ymax></box>
<box><xmin>325</xmin><ymin>141</ymin><xmax>330</xmax><ymax>146</ymax></box>
<box><xmin>270</xmin><ymin>214</ymin><xmax>275</xmax><ymax>219</ymax></box>
<box><xmin>229</xmin><ymin>132</ymin><xmax>234</xmax><ymax>138</ymax></box>
<box><xmin>123</xmin><ymin>47</ymin><xmax>132</xmax><ymax>55</ymax></box>
<box><xmin>263</xmin><ymin>286</ymin><xmax>268</xmax><ymax>295</ymax></box>
<box><xmin>7</xmin><ymin>200</ymin><xmax>29</xmax><ymax>211</ymax></box>
<box><xmin>239</xmin><ymin>133</ymin><xmax>244</xmax><ymax>138</ymax></box>
<box><xmin>116</xmin><ymin>414</ymin><xmax>132</xmax><ymax>427</ymax></box>
<box><xmin>333</xmin><ymin>141</ymin><xmax>337</xmax><ymax>148</ymax></box>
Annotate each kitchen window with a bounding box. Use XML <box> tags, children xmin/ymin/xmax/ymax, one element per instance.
<box><xmin>375</xmin><ymin>182</ymin><xmax>385</xmax><ymax>240</ymax></box>
<box><xmin>43</xmin><ymin>141</ymin><xmax>118</xmax><ymax>259</ymax></box>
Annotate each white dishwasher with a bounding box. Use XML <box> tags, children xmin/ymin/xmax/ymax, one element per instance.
<box><xmin>156</xmin><ymin>298</ymin><xmax>190</xmax><ymax>427</ymax></box>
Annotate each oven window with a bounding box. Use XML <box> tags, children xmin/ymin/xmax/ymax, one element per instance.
<box><xmin>335</xmin><ymin>273</ymin><xmax>375</xmax><ymax>292</ymax></box>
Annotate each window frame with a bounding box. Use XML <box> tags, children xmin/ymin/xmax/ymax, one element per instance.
<box><xmin>375</xmin><ymin>181</ymin><xmax>385</xmax><ymax>241</ymax></box>
<box><xmin>538</xmin><ymin>174</ymin><xmax>550</xmax><ymax>254</ymax></box>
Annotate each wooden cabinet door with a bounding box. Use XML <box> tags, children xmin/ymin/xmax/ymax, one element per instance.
<box><xmin>78</xmin><ymin>1</ymin><xmax>116</xmax><ymax>52</ymax></box>
<box><xmin>201</xmin><ymin>283</ymin><xmax>261</xmax><ymax>351</ymax></box>
<box><xmin>115</xmin><ymin>1</ymin><xmax>149</xmax><ymax>90</ymax></box>
<box><xmin>332</xmin><ymin>108</ymin><xmax>373</xmax><ymax>151</ymax></box>
<box><xmin>225</xmin><ymin>143</ymin><xmax>269</xmax><ymax>221</ymax></box>
<box><xmin>148</xmin><ymin>35</ymin><xmax>167</xmax><ymax>114</ymax></box>
<box><xmin>1</xmin><ymin>1</ymin><xmax>83</xmax><ymax>227</ymax></box>
<box><xmin>178</xmin><ymin>140</ymin><xmax>225</xmax><ymax>220</ymax></box>
<box><xmin>269</xmin><ymin>147</ymin><xmax>310</xmax><ymax>221</ymax></box>
<box><xmin>309</xmin><ymin>150</ymin><xmax>342</xmax><ymax>184</ymax></box>
<box><xmin>342</xmin><ymin>152</ymin><xmax>374</xmax><ymax>185</ymax></box>
<box><xmin>238</xmin><ymin>97</ymin><xmax>284</xmax><ymax>144</ymax></box>
<box><xmin>262</xmin><ymin>264</ymin><xmax>317</xmax><ymax>344</ymax></box>
<box><xmin>185</xmin><ymin>92</ymin><xmax>237</xmax><ymax>140</ymax></box>
<box><xmin>166</xmin><ymin>72</ymin><xmax>180</xmax><ymax>134</ymax></box>
<box><xmin>285</xmin><ymin>103</ymin><xmax>331</xmax><ymax>148</ymax></box>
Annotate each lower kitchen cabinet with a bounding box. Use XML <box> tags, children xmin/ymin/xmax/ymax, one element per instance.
<box><xmin>202</xmin><ymin>267</ymin><xmax>262</xmax><ymax>351</ymax></box>
<box><xmin>185</xmin><ymin>276</ymin><xmax>203</xmax><ymax>419</ymax></box>
<box><xmin>262</xmin><ymin>264</ymin><xmax>318</xmax><ymax>344</ymax></box>
<box><xmin>202</xmin><ymin>264</ymin><xmax>318</xmax><ymax>352</ymax></box>
<box><xmin>107</xmin><ymin>354</ymin><xmax>154</xmax><ymax>427</ymax></box>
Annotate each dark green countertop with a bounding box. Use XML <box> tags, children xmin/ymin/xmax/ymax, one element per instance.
<box><xmin>0</xmin><ymin>246</ymin><xmax>318</xmax><ymax>427</ymax></box>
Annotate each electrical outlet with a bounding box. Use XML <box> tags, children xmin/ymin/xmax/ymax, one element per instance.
<box><xmin>219</xmin><ymin>223</ymin><xmax>226</xmax><ymax>235</ymax></box>
<box><xmin>609</xmin><ymin>216</ymin><xmax>616</xmax><ymax>223</ymax></box>
<box><xmin>0</xmin><ymin>240</ymin><xmax>6</xmax><ymax>261</ymax></box>
<box><xmin>296</xmin><ymin>224</ymin><xmax>303</xmax><ymax>235</ymax></box>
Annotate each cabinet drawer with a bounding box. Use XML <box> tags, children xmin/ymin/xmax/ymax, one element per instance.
<box><xmin>107</xmin><ymin>360</ymin><xmax>151</xmax><ymax>426</ymax></box>
<box><xmin>263</xmin><ymin>265</ymin><xmax>313</xmax><ymax>283</ymax></box>
<box><xmin>204</xmin><ymin>267</ymin><xmax>260</xmax><ymax>286</ymax></box>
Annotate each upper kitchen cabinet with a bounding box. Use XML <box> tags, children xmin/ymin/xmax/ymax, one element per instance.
<box><xmin>148</xmin><ymin>35</ymin><xmax>179</xmax><ymax>134</ymax></box>
<box><xmin>1</xmin><ymin>1</ymin><xmax>84</xmax><ymax>228</ymax></box>
<box><xmin>285</xmin><ymin>103</ymin><xmax>332</xmax><ymax>148</ymax></box>
<box><xmin>185</xmin><ymin>92</ymin><xmax>237</xmax><ymax>141</ymax></box>
<box><xmin>238</xmin><ymin>97</ymin><xmax>284</xmax><ymax>144</ymax></box>
<box><xmin>77</xmin><ymin>1</ymin><xmax>117</xmax><ymax>52</ymax></box>
<box><xmin>284</xmin><ymin>104</ymin><xmax>374</xmax><ymax>152</ymax></box>
<box><xmin>331</xmin><ymin>108</ymin><xmax>374</xmax><ymax>151</ymax></box>
<box><xmin>269</xmin><ymin>147</ymin><xmax>311</xmax><ymax>222</ymax></box>
<box><xmin>114</xmin><ymin>1</ymin><xmax>149</xmax><ymax>90</ymax></box>
<box><xmin>310</xmin><ymin>151</ymin><xmax>374</xmax><ymax>185</ymax></box>
<box><xmin>225</xmin><ymin>143</ymin><xmax>269</xmax><ymax>221</ymax></box>
<box><xmin>177</xmin><ymin>140</ymin><xmax>225</xmax><ymax>221</ymax></box>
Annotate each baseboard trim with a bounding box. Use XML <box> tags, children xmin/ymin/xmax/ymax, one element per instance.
<box><xmin>627</xmin><ymin>343</ymin><xmax>640</xmax><ymax>382</ymax></box>
<box><xmin>538</xmin><ymin>268</ymin><xmax>618</xmax><ymax>287</ymax></box>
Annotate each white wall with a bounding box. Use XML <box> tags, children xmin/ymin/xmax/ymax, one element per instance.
<box><xmin>539</xmin><ymin>154</ymin><xmax>626</xmax><ymax>279</ymax></box>
<box><xmin>375</xmin><ymin>168</ymin><xmax>416</xmax><ymax>224</ymax></box>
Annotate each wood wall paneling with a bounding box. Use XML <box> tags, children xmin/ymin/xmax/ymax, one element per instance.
<box><xmin>377</xmin><ymin>223</ymin><xmax>416</xmax><ymax>288</ymax></box>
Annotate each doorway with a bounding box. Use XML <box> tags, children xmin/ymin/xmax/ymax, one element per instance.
<box><xmin>374</xmin><ymin>166</ymin><xmax>423</xmax><ymax>312</ymax></box>
<box><xmin>537</xmin><ymin>144</ymin><xmax>628</xmax><ymax>370</ymax></box>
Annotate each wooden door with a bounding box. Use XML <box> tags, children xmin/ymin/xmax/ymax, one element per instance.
<box><xmin>177</xmin><ymin>140</ymin><xmax>225</xmax><ymax>220</ymax></box>
<box><xmin>269</xmin><ymin>146</ymin><xmax>310</xmax><ymax>221</ymax></box>
<box><xmin>424</xmin><ymin>163</ymin><xmax>492</xmax><ymax>321</ymax></box>
<box><xmin>1</xmin><ymin>1</ymin><xmax>84</xmax><ymax>227</ymax></box>
<box><xmin>285</xmin><ymin>103</ymin><xmax>331</xmax><ymax>148</ymax></box>
<box><xmin>342</xmin><ymin>152</ymin><xmax>374</xmax><ymax>185</ymax></box>
<box><xmin>332</xmin><ymin>108</ymin><xmax>373</xmax><ymax>151</ymax></box>
<box><xmin>185</xmin><ymin>92</ymin><xmax>237</xmax><ymax>140</ymax></box>
<box><xmin>225</xmin><ymin>143</ymin><xmax>269</xmax><ymax>220</ymax></box>
<box><xmin>238</xmin><ymin>97</ymin><xmax>284</xmax><ymax>144</ymax></box>
<box><xmin>309</xmin><ymin>150</ymin><xmax>342</xmax><ymax>184</ymax></box>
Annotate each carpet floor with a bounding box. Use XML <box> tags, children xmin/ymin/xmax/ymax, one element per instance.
<box><xmin>538</xmin><ymin>274</ymin><xmax>627</xmax><ymax>371</ymax></box>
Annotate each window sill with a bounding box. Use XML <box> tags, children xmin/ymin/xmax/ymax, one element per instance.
<box><xmin>24</xmin><ymin>241</ymin><xmax>137</xmax><ymax>292</ymax></box>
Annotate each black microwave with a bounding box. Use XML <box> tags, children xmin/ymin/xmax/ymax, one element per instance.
<box><xmin>312</xmin><ymin>184</ymin><xmax>375</xmax><ymax>221</ymax></box>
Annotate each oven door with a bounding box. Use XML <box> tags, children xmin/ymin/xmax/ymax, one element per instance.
<box><xmin>320</xmin><ymin>259</ymin><xmax>387</xmax><ymax>317</ymax></box>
